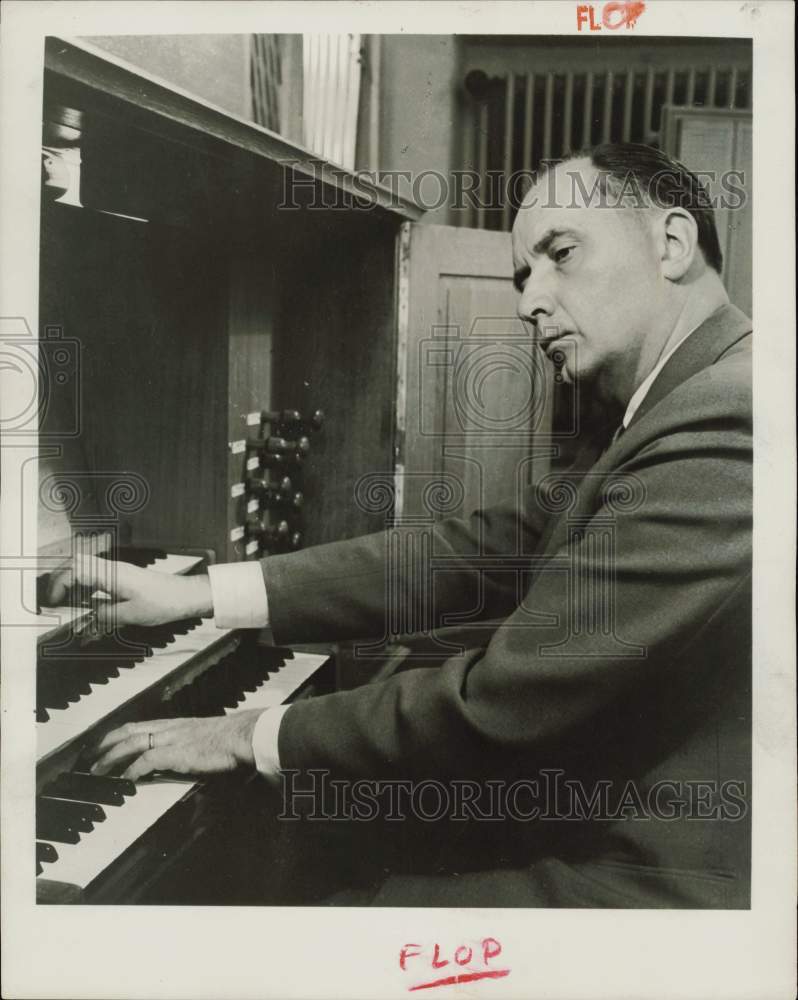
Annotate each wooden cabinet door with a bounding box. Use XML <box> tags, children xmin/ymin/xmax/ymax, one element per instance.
<box><xmin>394</xmin><ymin>222</ymin><xmax>554</xmax><ymax>522</ymax></box>
<box><xmin>661</xmin><ymin>106</ymin><xmax>752</xmax><ymax>318</ymax></box>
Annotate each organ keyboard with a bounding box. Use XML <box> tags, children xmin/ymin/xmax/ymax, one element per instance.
<box><xmin>36</xmin><ymin>549</ymin><xmax>332</xmax><ymax>904</ymax></box>
<box><xmin>36</xmin><ymin>616</ymin><xmax>235</xmax><ymax>759</ymax></box>
<box><xmin>36</xmin><ymin>645</ymin><xmax>329</xmax><ymax>898</ymax></box>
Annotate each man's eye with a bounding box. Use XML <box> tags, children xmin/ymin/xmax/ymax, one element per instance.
<box><xmin>553</xmin><ymin>246</ymin><xmax>575</xmax><ymax>264</ymax></box>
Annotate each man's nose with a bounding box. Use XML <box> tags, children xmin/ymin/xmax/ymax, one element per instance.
<box><xmin>517</xmin><ymin>275</ymin><xmax>555</xmax><ymax>328</ymax></box>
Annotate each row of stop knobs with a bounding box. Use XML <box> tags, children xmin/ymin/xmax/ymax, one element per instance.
<box><xmin>244</xmin><ymin>408</ymin><xmax>324</xmax><ymax>552</ymax></box>
<box><xmin>245</xmin><ymin>408</ymin><xmax>323</xmax><ymax>468</ymax></box>
<box><xmin>246</xmin><ymin>475</ymin><xmax>303</xmax><ymax>549</ymax></box>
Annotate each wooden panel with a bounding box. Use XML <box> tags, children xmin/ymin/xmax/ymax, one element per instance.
<box><xmin>725</xmin><ymin>121</ymin><xmax>752</xmax><ymax>318</ymax></box>
<box><xmin>661</xmin><ymin>106</ymin><xmax>753</xmax><ymax>317</ymax></box>
<box><xmin>40</xmin><ymin>37</ymin><xmax>423</xmax><ymax>563</ymax></box>
<box><xmin>225</xmin><ymin>248</ymin><xmax>278</xmax><ymax>562</ymax></box>
<box><xmin>676</xmin><ymin>116</ymin><xmax>734</xmax><ymax>258</ymax></box>
<box><xmin>398</xmin><ymin>224</ymin><xmax>554</xmax><ymax>522</ymax></box>
<box><xmin>39</xmin><ymin>203</ymin><xmax>229</xmax><ymax>557</ymax></box>
<box><xmin>271</xmin><ymin>212</ymin><xmax>400</xmax><ymax>547</ymax></box>
<box><xmin>438</xmin><ymin>278</ymin><xmax>549</xmax><ymax>517</ymax></box>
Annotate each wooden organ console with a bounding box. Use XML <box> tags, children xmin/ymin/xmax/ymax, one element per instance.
<box><xmin>33</xmin><ymin>34</ymin><xmax>545</xmax><ymax>904</ymax></box>
<box><xmin>34</xmin><ymin>36</ymin><xmax>423</xmax><ymax>904</ymax></box>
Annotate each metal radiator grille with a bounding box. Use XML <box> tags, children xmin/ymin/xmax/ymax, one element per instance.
<box><xmin>463</xmin><ymin>64</ymin><xmax>752</xmax><ymax>230</ymax></box>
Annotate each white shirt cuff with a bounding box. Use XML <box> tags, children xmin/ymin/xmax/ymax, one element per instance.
<box><xmin>207</xmin><ymin>561</ymin><xmax>270</xmax><ymax>629</ymax></box>
<box><xmin>251</xmin><ymin>705</ymin><xmax>290</xmax><ymax>777</ymax></box>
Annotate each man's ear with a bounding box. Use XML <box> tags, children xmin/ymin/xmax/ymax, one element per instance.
<box><xmin>658</xmin><ymin>208</ymin><xmax>699</xmax><ymax>280</ymax></box>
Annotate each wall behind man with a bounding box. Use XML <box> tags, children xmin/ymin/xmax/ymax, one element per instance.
<box><xmin>365</xmin><ymin>35</ymin><xmax>461</xmax><ymax>225</ymax></box>
<box><xmin>84</xmin><ymin>35</ymin><xmax>252</xmax><ymax>119</ymax></box>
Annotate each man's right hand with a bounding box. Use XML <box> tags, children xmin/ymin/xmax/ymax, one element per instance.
<box><xmin>44</xmin><ymin>557</ymin><xmax>214</xmax><ymax>628</ymax></box>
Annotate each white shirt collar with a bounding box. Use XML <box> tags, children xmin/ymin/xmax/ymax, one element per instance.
<box><xmin>622</xmin><ymin>324</ymin><xmax>700</xmax><ymax>429</ymax></box>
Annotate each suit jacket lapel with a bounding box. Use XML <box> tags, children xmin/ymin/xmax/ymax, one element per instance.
<box><xmin>535</xmin><ymin>304</ymin><xmax>752</xmax><ymax>560</ymax></box>
<box><xmin>627</xmin><ymin>303</ymin><xmax>752</xmax><ymax>431</ymax></box>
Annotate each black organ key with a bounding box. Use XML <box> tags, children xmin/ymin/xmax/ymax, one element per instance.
<box><xmin>36</xmin><ymin>670</ymin><xmax>73</xmax><ymax>710</ymax></box>
<box><xmin>236</xmin><ymin>660</ymin><xmax>264</xmax><ymax>693</ymax></box>
<box><xmin>39</xmin><ymin>662</ymin><xmax>93</xmax><ymax>697</ymax></box>
<box><xmin>37</xmin><ymin>841</ymin><xmax>58</xmax><ymax>864</ymax></box>
<box><xmin>78</xmin><ymin>635</ymin><xmax>154</xmax><ymax>660</ymax></box>
<box><xmin>173</xmin><ymin>682</ymin><xmax>202</xmax><ymax>717</ymax></box>
<box><xmin>172</xmin><ymin>673</ymin><xmax>217</xmax><ymax>717</ymax></box>
<box><xmin>101</xmin><ymin>546</ymin><xmax>168</xmax><ymax>568</ymax></box>
<box><xmin>71</xmin><ymin>800</ymin><xmax>107</xmax><ymax>824</ymax></box>
<box><xmin>119</xmin><ymin>626</ymin><xmax>175</xmax><ymax>649</ymax></box>
<box><xmin>228</xmin><ymin>665</ymin><xmax>260</xmax><ymax>706</ymax></box>
<box><xmin>249</xmin><ymin>647</ymin><xmax>289</xmax><ymax>681</ymax></box>
<box><xmin>36</xmin><ymin>840</ymin><xmax>58</xmax><ymax>873</ymax></box>
<box><xmin>201</xmin><ymin>668</ymin><xmax>234</xmax><ymax>711</ymax></box>
<box><xmin>167</xmin><ymin>621</ymin><xmax>194</xmax><ymax>636</ymax></box>
<box><xmin>43</xmin><ymin>772</ymin><xmax>135</xmax><ymax>806</ymax></box>
<box><xmin>163</xmin><ymin>683</ymin><xmax>194</xmax><ymax>718</ymax></box>
<box><xmin>77</xmin><ymin>664</ymin><xmax>117</xmax><ymax>684</ymax></box>
<box><xmin>40</xmin><ymin>656</ymin><xmax>117</xmax><ymax>685</ymax></box>
<box><xmin>38</xmin><ymin>797</ymin><xmax>105</xmax><ymax>833</ymax></box>
<box><xmin>36</xmin><ymin>805</ymin><xmax>81</xmax><ymax>844</ymax></box>
<box><xmin>36</xmin><ymin>657</ymin><xmax>123</xmax><ymax>715</ymax></box>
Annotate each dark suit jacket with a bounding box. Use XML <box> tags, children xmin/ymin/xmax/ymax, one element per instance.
<box><xmin>260</xmin><ymin>303</ymin><xmax>753</xmax><ymax>908</ymax></box>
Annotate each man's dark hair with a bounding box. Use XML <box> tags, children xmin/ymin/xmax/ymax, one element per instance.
<box><xmin>581</xmin><ymin>142</ymin><xmax>724</xmax><ymax>274</ymax></box>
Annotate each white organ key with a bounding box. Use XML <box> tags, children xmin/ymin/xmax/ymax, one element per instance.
<box><xmin>37</xmin><ymin>618</ymin><xmax>232</xmax><ymax>761</ymax></box>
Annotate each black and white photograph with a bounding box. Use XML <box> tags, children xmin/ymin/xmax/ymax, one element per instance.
<box><xmin>1</xmin><ymin>2</ymin><xmax>795</xmax><ymax>998</ymax></box>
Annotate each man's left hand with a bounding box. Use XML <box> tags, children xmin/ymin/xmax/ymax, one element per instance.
<box><xmin>89</xmin><ymin>711</ymin><xmax>264</xmax><ymax>781</ymax></box>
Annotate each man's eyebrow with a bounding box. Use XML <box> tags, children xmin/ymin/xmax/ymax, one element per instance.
<box><xmin>513</xmin><ymin>228</ymin><xmax>581</xmax><ymax>292</ymax></box>
<box><xmin>532</xmin><ymin>227</ymin><xmax>580</xmax><ymax>256</ymax></box>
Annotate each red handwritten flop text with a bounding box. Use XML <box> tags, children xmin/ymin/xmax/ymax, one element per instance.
<box><xmin>400</xmin><ymin>937</ymin><xmax>510</xmax><ymax>991</ymax></box>
<box><xmin>577</xmin><ymin>1</ymin><xmax>646</xmax><ymax>31</ymax></box>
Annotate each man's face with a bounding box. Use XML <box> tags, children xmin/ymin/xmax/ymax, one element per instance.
<box><xmin>512</xmin><ymin>159</ymin><xmax>667</xmax><ymax>400</ymax></box>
